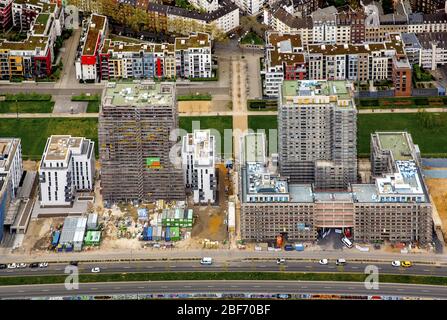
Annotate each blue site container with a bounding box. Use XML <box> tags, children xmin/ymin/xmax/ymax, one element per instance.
<box><xmin>142</xmin><ymin>227</ymin><xmax>148</xmax><ymax>241</ymax></box>
<box><xmin>147</xmin><ymin>227</ymin><xmax>153</xmax><ymax>241</ymax></box>
<box><xmin>165</xmin><ymin>227</ymin><xmax>171</xmax><ymax>242</ymax></box>
<box><xmin>295</xmin><ymin>244</ymin><xmax>304</xmax><ymax>251</ymax></box>
<box><xmin>52</xmin><ymin>231</ymin><xmax>60</xmax><ymax>246</ymax></box>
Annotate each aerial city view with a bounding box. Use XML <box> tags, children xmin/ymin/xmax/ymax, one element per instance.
<box><xmin>0</xmin><ymin>0</ymin><xmax>447</xmax><ymax>308</ymax></box>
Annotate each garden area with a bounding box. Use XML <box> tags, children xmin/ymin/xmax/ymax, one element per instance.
<box><xmin>240</xmin><ymin>31</ymin><xmax>264</xmax><ymax>45</ymax></box>
<box><xmin>0</xmin><ymin>93</ymin><xmax>54</xmax><ymax>113</ymax></box>
<box><xmin>247</xmin><ymin>99</ymin><xmax>278</xmax><ymax>111</ymax></box>
<box><xmin>0</xmin><ymin>118</ymin><xmax>99</xmax><ymax>160</ymax></box>
<box><xmin>413</xmin><ymin>64</ymin><xmax>434</xmax><ymax>83</ymax></box>
<box><xmin>177</xmin><ymin>93</ymin><xmax>212</xmax><ymax>101</ymax></box>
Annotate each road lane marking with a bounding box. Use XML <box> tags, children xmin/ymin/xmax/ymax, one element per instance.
<box><xmin>305</xmin><ymin>266</ymin><xmax>312</xmax><ymax>268</ymax></box>
<box><xmin>351</xmin><ymin>267</ymin><xmax>359</xmax><ymax>269</ymax></box>
<box><xmin>253</xmin><ymin>286</ymin><xmax>260</xmax><ymax>288</ymax></box>
<box><xmin>231</xmin><ymin>286</ymin><xmax>239</xmax><ymax>288</ymax></box>
<box><xmin>348</xmin><ymin>287</ymin><xmax>355</xmax><ymax>290</ymax></box>
<box><xmin>301</xmin><ymin>286</ymin><xmax>307</xmax><ymax>289</ymax></box>
<box><xmin>184</xmin><ymin>286</ymin><xmax>192</xmax><ymax>288</ymax></box>
<box><xmin>123</xmin><ymin>266</ymin><xmax>130</xmax><ymax>269</ymax></box>
<box><xmin>324</xmin><ymin>287</ymin><xmax>332</xmax><ymax>289</ymax></box>
<box><xmin>207</xmin><ymin>286</ymin><xmax>214</xmax><ymax>288</ymax></box>
<box><xmin>422</xmin><ymin>290</ymin><xmax>430</xmax><ymax>293</ymax></box>
<box><xmin>423</xmin><ymin>269</ymin><xmax>430</xmax><ymax>272</ymax></box>
<box><xmin>41</xmin><ymin>289</ymin><xmax>49</xmax><ymax>292</ymax></box>
<box><xmin>276</xmin><ymin>286</ymin><xmax>284</xmax><ymax>288</ymax></box>
<box><xmin>138</xmin><ymin>287</ymin><xmax>144</xmax><ymax>289</ymax></box>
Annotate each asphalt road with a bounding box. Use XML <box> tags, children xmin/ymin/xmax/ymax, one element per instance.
<box><xmin>0</xmin><ymin>260</ymin><xmax>445</xmax><ymax>277</ymax></box>
<box><xmin>0</xmin><ymin>280</ymin><xmax>446</xmax><ymax>299</ymax></box>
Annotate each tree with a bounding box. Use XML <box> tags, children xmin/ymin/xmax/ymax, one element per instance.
<box><xmin>382</xmin><ymin>0</ymin><xmax>394</xmax><ymax>14</ymax></box>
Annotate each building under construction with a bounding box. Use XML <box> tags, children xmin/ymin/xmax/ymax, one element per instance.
<box><xmin>99</xmin><ymin>81</ymin><xmax>185</xmax><ymax>203</ymax></box>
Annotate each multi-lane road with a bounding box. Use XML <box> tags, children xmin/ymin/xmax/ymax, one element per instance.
<box><xmin>1</xmin><ymin>280</ymin><xmax>446</xmax><ymax>299</ymax></box>
<box><xmin>0</xmin><ymin>259</ymin><xmax>446</xmax><ymax>277</ymax></box>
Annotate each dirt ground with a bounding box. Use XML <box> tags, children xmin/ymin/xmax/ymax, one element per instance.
<box><xmin>21</xmin><ymin>217</ymin><xmax>65</xmax><ymax>252</ymax></box>
<box><xmin>191</xmin><ymin>164</ymin><xmax>229</xmax><ymax>243</ymax></box>
<box><xmin>178</xmin><ymin>101</ymin><xmax>211</xmax><ymax>113</ymax></box>
<box><xmin>23</xmin><ymin>160</ymin><xmax>38</xmax><ymax>171</ymax></box>
<box><xmin>426</xmin><ymin>178</ymin><xmax>447</xmax><ymax>235</ymax></box>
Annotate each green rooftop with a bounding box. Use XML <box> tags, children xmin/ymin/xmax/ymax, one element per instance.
<box><xmin>377</xmin><ymin>132</ymin><xmax>413</xmax><ymax>161</ymax></box>
<box><xmin>281</xmin><ymin>80</ymin><xmax>352</xmax><ymax>101</ymax></box>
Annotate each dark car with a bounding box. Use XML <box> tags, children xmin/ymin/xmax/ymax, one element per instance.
<box><xmin>0</xmin><ymin>264</ymin><xmax>7</xmax><ymax>269</ymax></box>
<box><xmin>69</xmin><ymin>261</ymin><xmax>78</xmax><ymax>266</ymax></box>
<box><xmin>29</xmin><ymin>263</ymin><xmax>39</xmax><ymax>268</ymax></box>
<box><xmin>284</xmin><ymin>244</ymin><xmax>294</xmax><ymax>251</ymax></box>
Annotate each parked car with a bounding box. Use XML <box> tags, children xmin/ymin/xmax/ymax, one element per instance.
<box><xmin>276</xmin><ymin>258</ymin><xmax>286</xmax><ymax>265</ymax></box>
<box><xmin>39</xmin><ymin>262</ymin><xmax>48</xmax><ymax>268</ymax></box>
<box><xmin>69</xmin><ymin>261</ymin><xmax>78</xmax><ymax>266</ymax></box>
<box><xmin>91</xmin><ymin>267</ymin><xmax>101</xmax><ymax>273</ymax></box>
<box><xmin>17</xmin><ymin>263</ymin><xmax>27</xmax><ymax>268</ymax></box>
<box><xmin>391</xmin><ymin>260</ymin><xmax>401</xmax><ymax>267</ymax></box>
<box><xmin>336</xmin><ymin>259</ymin><xmax>346</xmax><ymax>266</ymax></box>
<box><xmin>319</xmin><ymin>259</ymin><xmax>328</xmax><ymax>265</ymax></box>
<box><xmin>341</xmin><ymin>237</ymin><xmax>353</xmax><ymax>248</ymax></box>
<box><xmin>7</xmin><ymin>263</ymin><xmax>17</xmax><ymax>269</ymax></box>
<box><xmin>401</xmin><ymin>261</ymin><xmax>412</xmax><ymax>268</ymax></box>
<box><xmin>284</xmin><ymin>244</ymin><xmax>294</xmax><ymax>251</ymax></box>
<box><xmin>29</xmin><ymin>263</ymin><xmax>39</xmax><ymax>268</ymax></box>
<box><xmin>0</xmin><ymin>264</ymin><xmax>7</xmax><ymax>269</ymax></box>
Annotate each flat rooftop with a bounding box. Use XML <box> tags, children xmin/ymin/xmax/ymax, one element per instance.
<box><xmin>281</xmin><ymin>80</ymin><xmax>353</xmax><ymax>102</ymax></box>
<box><xmin>0</xmin><ymin>138</ymin><xmax>20</xmax><ymax>171</ymax></box>
<box><xmin>103</xmin><ymin>82</ymin><xmax>175</xmax><ymax>107</ymax></box>
<box><xmin>193</xmin><ymin>130</ymin><xmax>214</xmax><ymax>167</ymax></box>
<box><xmin>376</xmin><ymin>132</ymin><xmax>412</xmax><ymax>161</ymax></box>
<box><xmin>288</xmin><ymin>184</ymin><xmax>313</xmax><ymax>202</ymax></box>
<box><xmin>43</xmin><ymin>135</ymin><xmax>82</xmax><ymax>162</ymax></box>
<box><xmin>244</xmin><ymin>162</ymin><xmax>288</xmax><ymax>196</ymax></box>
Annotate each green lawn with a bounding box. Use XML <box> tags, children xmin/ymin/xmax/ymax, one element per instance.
<box><xmin>177</xmin><ymin>93</ymin><xmax>212</xmax><ymax>101</ymax></box>
<box><xmin>179</xmin><ymin>116</ymin><xmax>233</xmax><ymax>139</ymax></box>
<box><xmin>71</xmin><ymin>94</ymin><xmax>100</xmax><ymax>113</ymax></box>
<box><xmin>2</xmin><ymin>271</ymin><xmax>447</xmax><ymax>286</ymax></box>
<box><xmin>0</xmin><ymin>118</ymin><xmax>98</xmax><ymax>160</ymax></box>
<box><xmin>0</xmin><ymin>101</ymin><xmax>54</xmax><ymax>113</ymax></box>
<box><xmin>249</xmin><ymin>113</ymin><xmax>447</xmax><ymax>157</ymax></box>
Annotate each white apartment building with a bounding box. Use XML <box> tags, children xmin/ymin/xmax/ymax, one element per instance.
<box><xmin>311</xmin><ymin>6</ymin><xmax>337</xmax><ymax>44</ymax></box>
<box><xmin>182</xmin><ymin>130</ymin><xmax>217</xmax><ymax>204</ymax></box>
<box><xmin>190</xmin><ymin>0</ymin><xmax>219</xmax><ymax>12</ymax></box>
<box><xmin>39</xmin><ymin>135</ymin><xmax>95</xmax><ymax>207</ymax></box>
<box><xmin>0</xmin><ymin>138</ymin><xmax>23</xmax><ymax>199</ymax></box>
<box><xmin>234</xmin><ymin>0</ymin><xmax>265</xmax><ymax>15</ymax></box>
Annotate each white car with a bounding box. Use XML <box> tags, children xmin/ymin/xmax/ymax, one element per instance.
<box><xmin>276</xmin><ymin>258</ymin><xmax>286</xmax><ymax>265</ymax></box>
<box><xmin>39</xmin><ymin>262</ymin><xmax>48</xmax><ymax>268</ymax></box>
<box><xmin>391</xmin><ymin>260</ymin><xmax>401</xmax><ymax>267</ymax></box>
<box><xmin>319</xmin><ymin>259</ymin><xmax>328</xmax><ymax>265</ymax></box>
<box><xmin>200</xmin><ymin>257</ymin><xmax>213</xmax><ymax>265</ymax></box>
<box><xmin>17</xmin><ymin>263</ymin><xmax>27</xmax><ymax>268</ymax></box>
<box><xmin>91</xmin><ymin>267</ymin><xmax>101</xmax><ymax>273</ymax></box>
<box><xmin>7</xmin><ymin>263</ymin><xmax>17</xmax><ymax>269</ymax></box>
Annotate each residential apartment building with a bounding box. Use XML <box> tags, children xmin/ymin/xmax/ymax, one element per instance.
<box><xmin>262</xmin><ymin>32</ymin><xmax>306</xmax><ymax>97</ymax></box>
<box><xmin>409</xmin><ymin>0</ymin><xmax>445</xmax><ymax>13</ymax></box>
<box><xmin>417</xmin><ymin>32</ymin><xmax>447</xmax><ymax>70</ymax></box>
<box><xmin>182</xmin><ymin>130</ymin><xmax>217</xmax><ymax>204</ymax></box>
<box><xmin>0</xmin><ymin>0</ymin><xmax>64</xmax><ymax>80</ymax></box>
<box><xmin>39</xmin><ymin>135</ymin><xmax>95</xmax><ymax>207</ymax></box>
<box><xmin>278</xmin><ymin>80</ymin><xmax>357</xmax><ymax>190</ymax></box>
<box><xmin>75</xmin><ymin>14</ymin><xmax>107</xmax><ymax>82</ymax></box>
<box><xmin>0</xmin><ymin>0</ymin><xmax>13</xmax><ymax>32</ymax></box>
<box><xmin>99</xmin><ymin>81</ymin><xmax>185</xmax><ymax>203</ymax></box>
<box><xmin>190</xmin><ymin>0</ymin><xmax>219</xmax><ymax>12</ymax></box>
<box><xmin>97</xmin><ymin>32</ymin><xmax>211</xmax><ymax>82</ymax></box>
<box><xmin>147</xmin><ymin>0</ymin><xmax>239</xmax><ymax>34</ymax></box>
<box><xmin>233</xmin><ymin>0</ymin><xmax>265</xmax><ymax>15</ymax></box>
<box><xmin>240</xmin><ymin>132</ymin><xmax>432</xmax><ymax>245</ymax></box>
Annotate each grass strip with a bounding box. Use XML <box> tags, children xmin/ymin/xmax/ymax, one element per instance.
<box><xmin>1</xmin><ymin>272</ymin><xmax>447</xmax><ymax>286</ymax></box>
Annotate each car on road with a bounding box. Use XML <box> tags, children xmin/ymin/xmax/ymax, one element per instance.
<box><xmin>69</xmin><ymin>261</ymin><xmax>78</xmax><ymax>266</ymax></box>
<box><xmin>91</xmin><ymin>267</ymin><xmax>101</xmax><ymax>273</ymax></box>
<box><xmin>276</xmin><ymin>258</ymin><xmax>286</xmax><ymax>265</ymax></box>
<box><xmin>336</xmin><ymin>259</ymin><xmax>346</xmax><ymax>266</ymax></box>
<box><xmin>200</xmin><ymin>257</ymin><xmax>213</xmax><ymax>265</ymax></box>
<box><xmin>7</xmin><ymin>263</ymin><xmax>17</xmax><ymax>269</ymax></box>
<box><xmin>39</xmin><ymin>262</ymin><xmax>48</xmax><ymax>268</ymax></box>
<box><xmin>0</xmin><ymin>264</ymin><xmax>7</xmax><ymax>269</ymax></box>
<box><xmin>30</xmin><ymin>263</ymin><xmax>39</xmax><ymax>268</ymax></box>
<box><xmin>319</xmin><ymin>259</ymin><xmax>328</xmax><ymax>265</ymax></box>
<box><xmin>391</xmin><ymin>260</ymin><xmax>401</xmax><ymax>267</ymax></box>
<box><xmin>17</xmin><ymin>263</ymin><xmax>27</xmax><ymax>269</ymax></box>
<box><xmin>401</xmin><ymin>261</ymin><xmax>412</xmax><ymax>268</ymax></box>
